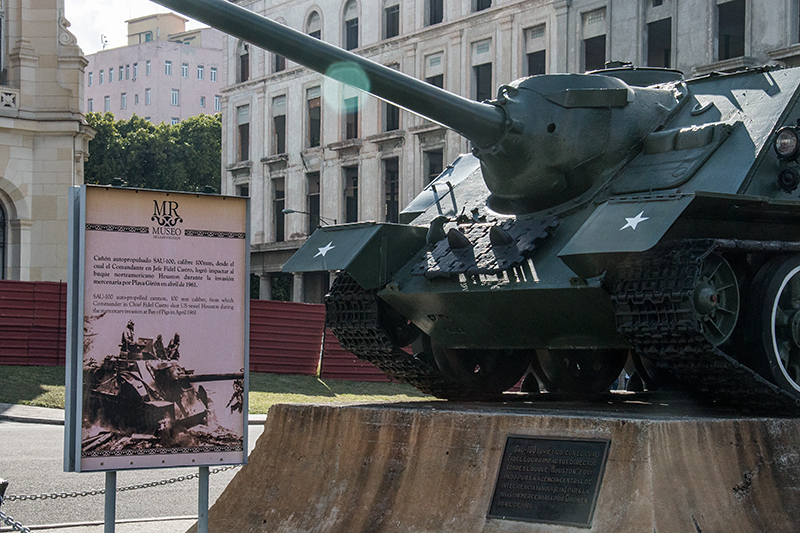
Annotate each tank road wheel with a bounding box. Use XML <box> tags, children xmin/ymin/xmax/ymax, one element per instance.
<box><xmin>745</xmin><ymin>255</ymin><xmax>800</xmax><ymax>395</ymax></box>
<box><xmin>530</xmin><ymin>348</ymin><xmax>628</xmax><ymax>395</ymax></box>
<box><xmin>431</xmin><ymin>343</ymin><xmax>530</xmax><ymax>395</ymax></box>
<box><xmin>693</xmin><ymin>253</ymin><xmax>740</xmax><ymax>346</ymax></box>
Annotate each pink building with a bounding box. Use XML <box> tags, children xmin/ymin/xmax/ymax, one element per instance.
<box><xmin>84</xmin><ymin>13</ymin><xmax>224</xmax><ymax>124</ymax></box>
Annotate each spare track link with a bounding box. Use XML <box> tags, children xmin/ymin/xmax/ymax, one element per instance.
<box><xmin>609</xmin><ymin>239</ymin><xmax>800</xmax><ymax>414</ymax></box>
<box><xmin>325</xmin><ymin>274</ymin><xmax>469</xmax><ymax>399</ymax></box>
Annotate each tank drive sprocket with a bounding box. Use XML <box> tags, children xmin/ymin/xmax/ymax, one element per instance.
<box><xmin>609</xmin><ymin>239</ymin><xmax>800</xmax><ymax>414</ymax></box>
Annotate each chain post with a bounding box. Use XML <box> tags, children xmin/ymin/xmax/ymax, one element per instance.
<box><xmin>0</xmin><ymin>478</ymin><xmax>8</xmax><ymax>508</ymax></box>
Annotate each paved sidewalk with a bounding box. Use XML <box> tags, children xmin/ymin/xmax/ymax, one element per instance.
<box><xmin>11</xmin><ymin>517</ymin><xmax>197</xmax><ymax>532</ymax></box>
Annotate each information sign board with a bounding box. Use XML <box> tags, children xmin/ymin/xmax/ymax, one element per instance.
<box><xmin>65</xmin><ymin>186</ymin><xmax>249</xmax><ymax>472</ymax></box>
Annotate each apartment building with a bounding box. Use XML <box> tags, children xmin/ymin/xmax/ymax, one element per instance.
<box><xmin>84</xmin><ymin>13</ymin><xmax>224</xmax><ymax>125</ymax></box>
<box><xmin>220</xmin><ymin>0</ymin><xmax>800</xmax><ymax>302</ymax></box>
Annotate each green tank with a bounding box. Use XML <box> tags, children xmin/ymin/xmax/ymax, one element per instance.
<box><xmin>156</xmin><ymin>0</ymin><xmax>800</xmax><ymax>412</ymax></box>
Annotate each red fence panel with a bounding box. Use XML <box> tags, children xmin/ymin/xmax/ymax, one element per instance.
<box><xmin>320</xmin><ymin>328</ymin><xmax>391</xmax><ymax>382</ymax></box>
<box><xmin>0</xmin><ymin>280</ymin><xmax>66</xmax><ymax>366</ymax></box>
<box><xmin>0</xmin><ymin>280</ymin><xmax>388</xmax><ymax>381</ymax></box>
<box><xmin>249</xmin><ymin>299</ymin><xmax>325</xmax><ymax>375</ymax></box>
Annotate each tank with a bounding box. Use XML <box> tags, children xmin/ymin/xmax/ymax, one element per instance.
<box><xmin>155</xmin><ymin>0</ymin><xmax>800</xmax><ymax>413</ymax></box>
<box><xmin>84</xmin><ymin>335</ymin><xmax>244</xmax><ymax>435</ymax></box>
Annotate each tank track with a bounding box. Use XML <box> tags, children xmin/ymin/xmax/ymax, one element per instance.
<box><xmin>325</xmin><ymin>274</ymin><xmax>471</xmax><ymax>399</ymax></box>
<box><xmin>609</xmin><ymin>239</ymin><xmax>800</xmax><ymax>414</ymax></box>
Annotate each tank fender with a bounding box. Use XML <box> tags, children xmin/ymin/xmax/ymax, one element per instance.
<box><xmin>558</xmin><ymin>194</ymin><xmax>693</xmax><ymax>279</ymax></box>
<box><xmin>282</xmin><ymin>222</ymin><xmax>427</xmax><ymax>290</ymax></box>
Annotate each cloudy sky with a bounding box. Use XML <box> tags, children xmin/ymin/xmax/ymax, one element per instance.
<box><xmin>65</xmin><ymin>0</ymin><xmax>204</xmax><ymax>55</ymax></box>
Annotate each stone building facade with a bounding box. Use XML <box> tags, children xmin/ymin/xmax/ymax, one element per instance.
<box><xmin>0</xmin><ymin>0</ymin><xmax>93</xmax><ymax>281</ymax></box>
<box><xmin>220</xmin><ymin>0</ymin><xmax>800</xmax><ymax>302</ymax></box>
<box><xmin>84</xmin><ymin>13</ymin><xmax>224</xmax><ymax>125</ymax></box>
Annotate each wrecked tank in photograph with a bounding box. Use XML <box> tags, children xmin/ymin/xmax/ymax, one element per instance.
<box><xmin>84</xmin><ymin>335</ymin><xmax>244</xmax><ymax>438</ymax></box>
<box><xmin>156</xmin><ymin>0</ymin><xmax>800</xmax><ymax>413</ymax></box>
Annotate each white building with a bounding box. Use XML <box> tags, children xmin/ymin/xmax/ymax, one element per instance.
<box><xmin>84</xmin><ymin>13</ymin><xmax>224</xmax><ymax>125</ymax></box>
<box><xmin>220</xmin><ymin>0</ymin><xmax>800</xmax><ymax>303</ymax></box>
<box><xmin>0</xmin><ymin>0</ymin><xmax>93</xmax><ymax>281</ymax></box>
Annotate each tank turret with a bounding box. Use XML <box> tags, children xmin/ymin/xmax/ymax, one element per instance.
<box><xmin>152</xmin><ymin>0</ymin><xmax>683</xmax><ymax>213</ymax></box>
<box><xmin>155</xmin><ymin>0</ymin><xmax>800</xmax><ymax>414</ymax></box>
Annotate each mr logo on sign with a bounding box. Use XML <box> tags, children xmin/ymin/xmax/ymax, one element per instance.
<box><xmin>152</xmin><ymin>200</ymin><xmax>184</xmax><ymax>235</ymax></box>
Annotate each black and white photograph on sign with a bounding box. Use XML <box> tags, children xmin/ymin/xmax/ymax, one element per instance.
<box><xmin>78</xmin><ymin>186</ymin><xmax>248</xmax><ymax>471</ymax></box>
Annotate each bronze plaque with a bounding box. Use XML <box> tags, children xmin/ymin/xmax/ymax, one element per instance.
<box><xmin>488</xmin><ymin>435</ymin><xmax>610</xmax><ymax>528</ymax></box>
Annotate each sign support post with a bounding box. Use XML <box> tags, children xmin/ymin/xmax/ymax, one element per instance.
<box><xmin>104</xmin><ymin>471</ymin><xmax>116</xmax><ymax>533</ymax></box>
<box><xmin>198</xmin><ymin>466</ymin><xmax>209</xmax><ymax>533</ymax></box>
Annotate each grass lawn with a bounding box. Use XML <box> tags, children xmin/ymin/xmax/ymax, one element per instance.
<box><xmin>0</xmin><ymin>365</ymin><xmax>432</xmax><ymax>413</ymax></box>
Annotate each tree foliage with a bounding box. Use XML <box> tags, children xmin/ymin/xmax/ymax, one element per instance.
<box><xmin>84</xmin><ymin>112</ymin><xmax>222</xmax><ymax>193</ymax></box>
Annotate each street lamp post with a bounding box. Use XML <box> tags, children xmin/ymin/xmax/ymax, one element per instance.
<box><xmin>281</xmin><ymin>208</ymin><xmax>337</xmax><ymax>227</ymax></box>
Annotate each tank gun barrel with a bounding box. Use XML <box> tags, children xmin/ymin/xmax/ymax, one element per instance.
<box><xmin>150</xmin><ymin>0</ymin><xmax>506</xmax><ymax>149</ymax></box>
<box><xmin>179</xmin><ymin>372</ymin><xmax>245</xmax><ymax>383</ymax></box>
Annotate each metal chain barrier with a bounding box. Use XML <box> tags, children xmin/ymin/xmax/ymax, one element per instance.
<box><xmin>0</xmin><ymin>465</ymin><xmax>239</xmax><ymax>531</ymax></box>
<box><xmin>2</xmin><ymin>465</ymin><xmax>238</xmax><ymax>503</ymax></box>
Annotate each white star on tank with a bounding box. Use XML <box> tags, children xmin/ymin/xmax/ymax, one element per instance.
<box><xmin>620</xmin><ymin>211</ymin><xmax>649</xmax><ymax>231</ymax></box>
<box><xmin>314</xmin><ymin>241</ymin><xmax>335</xmax><ymax>258</ymax></box>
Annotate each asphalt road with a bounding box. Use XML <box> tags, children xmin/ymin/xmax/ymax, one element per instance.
<box><xmin>0</xmin><ymin>420</ymin><xmax>264</xmax><ymax>532</ymax></box>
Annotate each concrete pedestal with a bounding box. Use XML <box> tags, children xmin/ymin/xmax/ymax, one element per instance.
<box><xmin>198</xmin><ymin>398</ymin><xmax>800</xmax><ymax>532</ymax></box>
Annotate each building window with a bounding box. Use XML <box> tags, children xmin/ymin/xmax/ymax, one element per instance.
<box><xmin>145</xmin><ymin>88</ymin><xmax>151</xmax><ymax>105</ymax></box>
<box><xmin>124</xmin><ymin>65</ymin><xmax>128</xmax><ymax>79</ymax></box>
<box><xmin>273</xmin><ymin>178</ymin><xmax>285</xmax><ymax>242</ymax></box>
<box><xmin>88</xmin><ymin>72</ymin><xmax>93</xmax><ymax>86</ymax></box>
<box><xmin>144</xmin><ymin>31</ymin><xmax>152</xmax><ymax>42</ymax></box>
<box><xmin>165</xmin><ymin>60</ymin><xmax>172</xmax><ymax>76</ymax></box>
<box><xmin>384</xmin><ymin>3</ymin><xmax>400</xmax><ymax>39</ymax></box>
<box><xmin>238</xmin><ymin>104</ymin><xmax>251</xmax><ymax>161</ymax></box>
<box><xmin>473</xmin><ymin>63</ymin><xmax>492</xmax><ymax>101</ymax></box>
<box><xmin>272</xmin><ymin>96</ymin><xmax>286</xmax><ymax>154</ymax></box>
<box><xmin>210</xmin><ymin>67</ymin><xmax>217</xmax><ymax>81</ymax></box>
<box><xmin>427</xmin><ymin>0</ymin><xmax>443</xmax><ymax>26</ymax></box>
<box><xmin>274</xmin><ymin>54</ymin><xmax>286</xmax><ymax>73</ymax></box>
<box><xmin>133</xmin><ymin>63</ymin><xmax>138</xmax><ymax>79</ymax></box>
<box><xmin>87</xmin><ymin>98</ymin><xmax>93</xmax><ymax>112</ymax></box>
<box><xmin>146</xmin><ymin>60</ymin><xmax>151</xmax><ymax>75</ymax></box>
<box><xmin>104</xmin><ymin>95</ymin><xmax>110</xmax><ymax>112</ymax></box>
<box><xmin>306</xmin><ymin>172</ymin><xmax>321</xmax><ymax>231</ymax></box>
<box><xmin>135</xmin><ymin>94</ymin><xmax>139</xmax><ymax>105</ymax></box>
<box><xmin>307</xmin><ymin>87</ymin><xmax>321</xmax><ymax>148</ymax></box>
<box><xmin>99</xmin><ymin>70</ymin><xmax>104</xmax><ymax>84</ymax></box>
<box><xmin>121</xmin><ymin>93</ymin><xmax>127</xmax><ymax>109</ymax></box>
<box><xmin>424</xmin><ymin>149</ymin><xmax>443</xmax><ymax>184</ymax></box>
<box><xmin>384</xmin><ymin>102</ymin><xmax>400</xmax><ymax>132</ymax></box>
<box><xmin>344</xmin><ymin>96</ymin><xmax>359</xmax><ymax>139</ymax></box>
<box><xmin>171</xmin><ymin>89</ymin><xmax>180</xmax><ymax>106</ymax></box>
<box><xmin>238</xmin><ymin>42</ymin><xmax>250</xmax><ymax>82</ymax></box>
<box><xmin>474</xmin><ymin>0</ymin><xmax>491</xmax><ymax>12</ymax></box>
<box><xmin>200</xmin><ymin>96</ymin><xmax>206</xmax><ymax>107</ymax></box>
<box><xmin>383</xmin><ymin>157</ymin><xmax>399</xmax><ymax>223</ymax></box>
<box><xmin>425</xmin><ymin>53</ymin><xmax>444</xmax><ymax>88</ymax></box>
<box><xmin>343</xmin><ymin>166</ymin><xmax>359</xmax><ymax>223</ymax></box>
<box><xmin>237</xmin><ymin>184</ymin><xmax>249</xmax><ymax>197</ymax></box>
<box><xmin>525</xmin><ymin>25</ymin><xmax>546</xmax><ymax>76</ymax></box>
<box><xmin>718</xmin><ymin>0</ymin><xmax>745</xmax><ymax>60</ymax></box>
<box><xmin>197</xmin><ymin>65</ymin><xmax>204</xmax><ymax>80</ymax></box>
<box><xmin>344</xmin><ymin>0</ymin><xmax>359</xmax><ymax>50</ymax></box>
<box><xmin>307</xmin><ymin>11</ymin><xmax>322</xmax><ymax>39</ymax></box>
<box><xmin>171</xmin><ymin>117</ymin><xmax>179</xmax><ymax>125</ymax></box>
<box><xmin>109</xmin><ymin>67</ymin><xmax>114</xmax><ymax>83</ymax></box>
<box><xmin>182</xmin><ymin>63</ymin><xmax>189</xmax><ymax>78</ymax></box>
<box><xmin>647</xmin><ymin>18</ymin><xmax>672</xmax><ymax>68</ymax></box>
<box><xmin>215</xmin><ymin>95</ymin><xmax>221</xmax><ymax>112</ymax></box>
<box><xmin>582</xmin><ymin>8</ymin><xmax>606</xmax><ymax>71</ymax></box>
